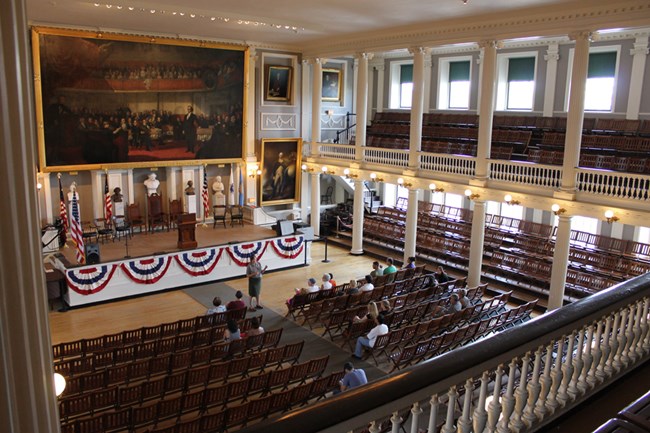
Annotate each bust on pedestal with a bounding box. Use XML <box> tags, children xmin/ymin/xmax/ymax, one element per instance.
<box><xmin>112</xmin><ymin>187</ymin><xmax>125</xmax><ymax>216</ymax></box>
<box><xmin>212</xmin><ymin>175</ymin><xmax>225</xmax><ymax>206</ymax></box>
<box><xmin>184</xmin><ymin>180</ymin><xmax>197</xmax><ymax>214</ymax></box>
<box><xmin>144</xmin><ymin>173</ymin><xmax>159</xmax><ymax>196</ymax></box>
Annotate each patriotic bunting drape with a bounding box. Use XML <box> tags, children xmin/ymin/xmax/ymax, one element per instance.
<box><xmin>269</xmin><ymin>236</ymin><xmax>304</xmax><ymax>259</ymax></box>
<box><xmin>226</xmin><ymin>241</ymin><xmax>268</xmax><ymax>266</ymax></box>
<box><xmin>175</xmin><ymin>248</ymin><xmax>224</xmax><ymax>276</ymax></box>
<box><xmin>66</xmin><ymin>265</ymin><xmax>118</xmax><ymax>295</ymax></box>
<box><xmin>121</xmin><ymin>257</ymin><xmax>172</xmax><ymax>284</ymax></box>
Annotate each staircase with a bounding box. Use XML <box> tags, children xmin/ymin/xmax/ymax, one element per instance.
<box><xmin>363</xmin><ymin>182</ymin><xmax>381</xmax><ymax>214</ymax></box>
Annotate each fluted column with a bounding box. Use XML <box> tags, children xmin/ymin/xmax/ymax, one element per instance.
<box><xmin>626</xmin><ymin>34</ymin><xmax>649</xmax><ymax>120</ymax></box>
<box><xmin>561</xmin><ymin>32</ymin><xmax>591</xmax><ymax>193</ymax></box>
<box><xmin>355</xmin><ymin>53</ymin><xmax>372</xmax><ymax>160</ymax></box>
<box><xmin>403</xmin><ymin>187</ymin><xmax>419</xmax><ymax>262</ymax></box>
<box><xmin>375</xmin><ymin>63</ymin><xmax>386</xmax><ymax>113</ymax></box>
<box><xmin>476</xmin><ymin>40</ymin><xmax>498</xmax><ymax>180</ymax></box>
<box><xmin>423</xmin><ymin>54</ymin><xmax>433</xmax><ymax>116</ymax></box>
<box><xmin>366</xmin><ymin>58</ymin><xmax>375</xmax><ymax>126</ymax></box>
<box><xmin>245</xmin><ymin>48</ymin><xmax>256</xmax><ymax>159</ymax></box>
<box><xmin>467</xmin><ymin>199</ymin><xmax>486</xmax><ymax>288</ymax></box>
<box><xmin>543</xmin><ymin>43</ymin><xmax>560</xmax><ymax>117</ymax></box>
<box><xmin>548</xmin><ymin>213</ymin><xmax>572</xmax><ymax>310</ymax></box>
<box><xmin>351</xmin><ymin>179</ymin><xmax>365</xmax><ymax>255</ymax></box>
<box><xmin>311</xmin><ymin>58</ymin><xmax>323</xmax><ymax>156</ymax></box>
<box><xmin>2</xmin><ymin>9</ymin><xmax>61</xmax><ymax>433</ymax></box>
<box><xmin>408</xmin><ymin>47</ymin><xmax>427</xmax><ymax>168</ymax></box>
<box><xmin>310</xmin><ymin>172</ymin><xmax>321</xmax><ymax>236</ymax></box>
<box><xmin>301</xmin><ymin>59</ymin><xmax>311</xmax><ymax>142</ymax></box>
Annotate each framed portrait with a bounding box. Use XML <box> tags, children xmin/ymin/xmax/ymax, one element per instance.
<box><xmin>31</xmin><ymin>27</ymin><xmax>248</xmax><ymax>172</ymax></box>
<box><xmin>321</xmin><ymin>68</ymin><xmax>342</xmax><ymax>102</ymax></box>
<box><xmin>265</xmin><ymin>65</ymin><xmax>292</xmax><ymax>102</ymax></box>
<box><xmin>260</xmin><ymin>138</ymin><xmax>302</xmax><ymax>206</ymax></box>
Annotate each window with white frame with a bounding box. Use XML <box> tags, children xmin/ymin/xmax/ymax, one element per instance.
<box><xmin>496</xmin><ymin>52</ymin><xmax>537</xmax><ymax>111</ymax></box>
<box><xmin>389</xmin><ymin>61</ymin><xmax>413</xmax><ymax>109</ymax></box>
<box><xmin>445</xmin><ymin>193</ymin><xmax>463</xmax><ymax>210</ymax></box>
<box><xmin>438</xmin><ymin>57</ymin><xmax>471</xmax><ymax>110</ymax></box>
<box><xmin>566</xmin><ymin>46</ymin><xmax>619</xmax><ymax>112</ymax></box>
<box><xmin>636</xmin><ymin>226</ymin><xmax>650</xmax><ymax>244</ymax></box>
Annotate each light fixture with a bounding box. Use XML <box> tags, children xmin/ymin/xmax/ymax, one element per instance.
<box><xmin>248</xmin><ymin>165</ymin><xmax>260</xmax><ymax>178</ymax></box>
<box><xmin>54</xmin><ymin>372</ymin><xmax>66</xmax><ymax>397</ymax></box>
<box><xmin>370</xmin><ymin>172</ymin><xmax>384</xmax><ymax>182</ymax></box>
<box><xmin>397</xmin><ymin>178</ymin><xmax>412</xmax><ymax>188</ymax></box>
<box><xmin>551</xmin><ymin>204</ymin><xmax>566</xmax><ymax>215</ymax></box>
<box><xmin>343</xmin><ymin>168</ymin><xmax>358</xmax><ymax>179</ymax></box>
<box><xmin>504</xmin><ymin>194</ymin><xmax>520</xmax><ymax>206</ymax></box>
<box><xmin>321</xmin><ymin>166</ymin><xmax>335</xmax><ymax>175</ymax></box>
<box><xmin>301</xmin><ymin>164</ymin><xmax>314</xmax><ymax>173</ymax></box>
<box><xmin>604</xmin><ymin>210</ymin><xmax>619</xmax><ymax>224</ymax></box>
<box><xmin>325</xmin><ymin>109</ymin><xmax>334</xmax><ymax>117</ymax></box>
<box><xmin>429</xmin><ymin>183</ymin><xmax>444</xmax><ymax>193</ymax></box>
<box><xmin>464</xmin><ymin>189</ymin><xmax>480</xmax><ymax>200</ymax></box>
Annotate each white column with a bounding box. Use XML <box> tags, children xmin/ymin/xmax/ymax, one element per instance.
<box><xmin>476</xmin><ymin>50</ymin><xmax>485</xmax><ymax>115</ymax></box>
<box><xmin>310</xmin><ymin>172</ymin><xmax>321</xmax><ymax>236</ymax></box>
<box><xmin>476</xmin><ymin>40</ymin><xmax>498</xmax><ymax>180</ymax></box>
<box><xmin>366</xmin><ymin>58</ymin><xmax>375</xmax><ymax>125</ymax></box>
<box><xmin>301</xmin><ymin>59</ymin><xmax>311</xmax><ymax>141</ymax></box>
<box><xmin>1</xmin><ymin>3</ymin><xmax>61</xmax><ymax>431</ymax></box>
<box><xmin>626</xmin><ymin>34</ymin><xmax>649</xmax><ymax>120</ymax></box>
<box><xmin>403</xmin><ymin>188</ymin><xmax>419</xmax><ymax>262</ymax></box>
<box><xmin>351</xmin><ymin>179</ymin><xmax>365</xmax><ymax>255</ymax></box>
<box><xmin>423</xmin><ymin>54</ymin><xmax>433</xmax><ymax>116</ymax></box>
<box><xmin>376</xmin><ymin>63</ymin><xmax>386</xmax><ymax>113</ymax></box>
<box><xmin>311</xmin><ymin>58</ymin><xmax>323</xmax><ymax>156</ymax></box>
<box><xmin>126</xmin><ymin>168</ymin><xmax>135</xmax><ymax>204</ymax></box>
<box><xmin>41</xmin><ymin>173</ymin><xmax>53</xmax><ymax>224</ymax></box>
<box><xmin>198</xmin><ymin>165</ymin><xmax>206</xmax><ymax>220</ymax></box>
<box><xmin>355</xmin><ymin>53</ymin><xmax>371</xmax><ymax>160</ymax></box>
<box><xmin>467</xmin><ymin>200</ymin><xmax>487</xmax><ymax>288</ymax></box>
<box><xmin>548</xmin><ymin>214</ymin><xmax>572</xmax><ymax>310</ymax></box>
<box><xmin>543</xmin><ymin>43</ymin><xmax>560</xmax><ymax>118</ymax></box>
<box><xmin>408</xmin><ymin>47</ymin><xmax>427</xmax><ymax>168</ymax></box>
<box><xmin>166</xmin><ymin>167</ymin><xmax>177</xmax><ymax>200</ymax></box>
<box><xmin>561</xmin><ymin>32</ymin><xmax>591</xmax><ymax>194</ymax></box>
<box><xmin>300</xmin><ymin>172</ymin><xmax>310</xmax><ymax>221</ymax></box>
<box><xmin>245</xmin><ymin>48</ymin><xmax>257</xmax><ymax>159</ymax></box>
<box><xmin>90</xmin><ymin>170</ymin><xmax>103</xmax><ymax>220</ymax></box>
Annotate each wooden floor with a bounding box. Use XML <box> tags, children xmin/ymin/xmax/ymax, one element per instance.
<box><xmin>49</xmin><ymin>238</ymin><xmax>380</xmax><ymax>345</ymax></box>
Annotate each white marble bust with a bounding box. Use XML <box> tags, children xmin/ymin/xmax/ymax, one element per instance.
<box><xmin>144</xmin><ymin>173</ymin><xmax>159</xmax><ymax>196</ymax></box>
<box><xmin>212</xmin><ymin>176</ymin><xmax>225</xmax><ymax>197</ymax></box>
<box><xmin>67</xmin><ymin>181</ymin><xmax>79</xmax><ymax>202</ymax></box>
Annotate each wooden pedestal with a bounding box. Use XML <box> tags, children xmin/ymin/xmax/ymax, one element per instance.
<box><xmin>177</xmin><ymin>213</ymin><xmax>197</xmax><ymax>249</ymax></box>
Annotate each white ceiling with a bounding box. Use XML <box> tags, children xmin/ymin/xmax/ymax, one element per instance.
<box><xmin>27</xmin><ymin>0</ymin><xmax>650</xmax><ymax>53</ymax></box>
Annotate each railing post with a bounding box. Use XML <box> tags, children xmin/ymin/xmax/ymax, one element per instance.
<box><xmin>524</xmin><ymin>348</ymin><xmax>543</xmax><ymax>427</ymax></box>
<box><xmin>485</xmin><ymin>366</ymin><xmax>503</xmax><ymax>433</ymax></box>
<box><xmin>496</xmin><ymin>360</ymin><xmax>517</xmax><ymax>433</ymax></box>
<box><xmin>409</xmin><ymin>402</ymin><xmax>422</xmax><ymax>433</ymax></box>
<box><xmin>427</xmin><ymin>394</ymin><xmax>440</xmax><ymax>433</ymax></box>
<box><xmin>535</xmin><ymin>341</ymin><xmax>554</xmax><ymax>419</ymax></box>
<box><xmin>580</xmin><ymin>324</ymin><xmax>595</xmax><ymax>393</ymax></box>
<box><xmin>472</xmin><ymin>372</ymin><xmax>489</xmax><ymax>433</ymax></box>
<box><xmin>557</xmin><ymin>331</ymin><xmax>575</xmax><ymax>407</ymax></box>
<box><xmin>390</xmin><ymin>410</ymin><xmax>402</xmax><ymax>433</ymax></box>
<box><xmin>457</xmin><ymin>379</ymin><xmax>473</xmax><ymax>433</ymax></box>
<box><xmin>568</xmin><ymin>328</ymin><xmax>585</xmax><ymax>399</ymax></box>
<box><xmin>440</xmin><ymin>385</ymin><xmax>457</xmax><ymax>433</ymax></box>
<box><xmin>510</xmin><ymin>353</ymin><xmax>530</xmax><ymax>432</ymax></box>
<box><xmin>546</xmin><ymin>341</ymin><xmax>563</xmax><ymax>413</ymax></box>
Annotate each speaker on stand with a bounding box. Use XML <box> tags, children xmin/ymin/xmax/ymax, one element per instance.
<box><xmin>85</xmin><ymin>243</ymin><xmax>100</xmax><ymax>265</ymax></box>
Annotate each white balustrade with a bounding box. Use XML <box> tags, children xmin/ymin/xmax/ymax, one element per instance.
<box><xmin>489</xmin><ymin>161</ymin><xmax>562</xmax><ymax>189</ymax></box>
<box><xmin>318</xmin><ymin>143</ymin><xmax>356</xmax><ymax>161</ymax></box>
<box><xmin>364</xmin><ymin>147</ymin><xmax>410</xmax><ymax>167</ymax></box>
<box><xmin>420</xmin><ymin>152</ymin><xmax>476</xmax><ymax>177</ymax></box>
<box><xmin>577</xmin><ymin>169</ymin><xmax>650</xmax><ymax>202</ymax></box>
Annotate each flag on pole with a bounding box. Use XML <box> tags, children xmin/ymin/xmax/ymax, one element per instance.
<box><xmin>69</xmin><ymin>190</ymin><xmax>85</xmax><ymax>264</ymax></box>
<box><xmin>228</xmin><ymin>164</ymin><xmax>235</xmax><ymax>206</ymax></box>
<box><xmin>58</xmin><ymin>175</ymin><xmax>68</xmax><ymax>235</ymax></box>
<box><xmin>202</xmin><ymin>169</ymin><xmax>210</xmax><ymax>217</ymax></box>
<box><xmin>104</xmin><ymin>176</ymin><xmax>112</xmax><ymax>222</ymax></box>
<box><xmin>238</xmin><ymin>164</ymin><xmax>244</xmax><ymax>206</ymax></box>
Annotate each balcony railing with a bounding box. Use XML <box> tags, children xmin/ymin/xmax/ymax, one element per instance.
<box><xmin>239</xmin><ymin>274</ymin><xmax>650</xmax><ymax>433</ymax></box>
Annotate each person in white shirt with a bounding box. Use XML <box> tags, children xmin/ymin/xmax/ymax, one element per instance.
<box><xmin>359</xmin><ymin>275</ymin><xmax>374</xmax><ymax>292</ymax></box>
<box><xmin>321</xmin><ymin>273</ymin><xmax>333</xmax><ymax>291</ymax></box>
<box><xmin>353</xmin><ymin>315</ymin><xmax>388</xmax><ymax>358</ymax></box>
<box><xmin>295</xmin><ymin>277</ymin><xmax>319</xmax><ymax>295</ymax></box>
<box><xmin>206</xmin><ymin>296</ymin><xmax>226</xmax><ymax>315</ymax></box>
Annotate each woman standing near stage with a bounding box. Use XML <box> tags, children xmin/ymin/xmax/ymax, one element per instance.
<box><xmin>246</xmin><ymin>254</ymin><xmax>268</xmax><ymax>311</ymax></box>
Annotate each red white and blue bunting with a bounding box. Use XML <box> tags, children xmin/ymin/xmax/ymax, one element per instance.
<box><xmin>268</xmin><ymin>236</ymin><xmax>304</xmax><ymax>259</ymax></box>
<box><xmin>175</xmin><ymin>247</ymin><xmax>224</xmax><ymax>277</ymax></box>
<box><xmin>66</xmin><ymin>264</ymin><xmax>118</xmax><ymax>295</ymax></box>
<box><xmin>226</xmin><ymin>241</ymin><xmax>268</xmax><ymax>266</ymax></box>
<box><xmin>120</xmin><ymin>256</ymin><xmax>172</xmax><ymax>284</ymax></box>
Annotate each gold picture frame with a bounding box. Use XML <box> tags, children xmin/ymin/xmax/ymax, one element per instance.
<box><xmin>260</xmin><ymin>138</ymin><xmax>302</xmax><ymax>206</ymax></box>
<box><xmin>321</xmin><ymin>68</ymin><xmax>342</xmax><ymax>102</ymax></box>
<box><xmin>265</xmin><ymin>65</ymin><xmax>292</xmax><ymax>102</ymax></box>
<box><xmin>31</xmin><ymin>26</ymin><xmax>248</xmax><ymax>172</ymax></box>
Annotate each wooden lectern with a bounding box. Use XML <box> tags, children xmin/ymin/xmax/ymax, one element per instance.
<box><xmin>177</xmin><ymin>213</ymin><xmax>197</xmax><ymax>249</ymax></box>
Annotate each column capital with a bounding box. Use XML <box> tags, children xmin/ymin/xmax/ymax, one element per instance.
<box><xmin>248</xmin><ymin>47</ymin><xmax>257</xmax><ymax>60</ymax></box>
<box><xmin>478</xmin><ymin>40</ymin><xmax>500</xmax><ymax>50</ymax></box>
<box><xmin>568</xmin><ymin>31</ymin><xmax>594</xmax><ymax>42</ymax></box>
<box><xmin>308</xmin><ymin>58</ymin><xmax>324</xmax><ymax>65</ymax></box>
<box><xmin>373</xmin><ymin>64</ymin><xmax>386</xmax><ymax>72</ymax></box>
<box><xmin>408</xmin><ymin>46</ymin><xmax>430</xmax><ymax>56</ymax></box>
<box><xmin>545</xmin><ymin>43</ymin><xmax>560</xmax><ymax>62</ymax></box>
<box><xmin>355</xmin><ymin>52</ymin><xmax>374</xmax><ymax>61</ymax></box>
<box><xmin>630</xmin><ymin>36</ymin><xmax>649</xmax><ymax>56</ymax></box>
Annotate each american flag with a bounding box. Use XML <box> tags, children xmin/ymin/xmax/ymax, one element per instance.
<box><xmin>58</xmin><ymin>175</ymin><xmax>68</xmax><ymax>235</ymax></box>
<box><xmin>202</xmin><ymin>169</ymin><xmax>209</xmax><ymax>216</ymax></box>
<box><xmin>69</xmin><ymin>190</ymin><xmax>85</xmax><ymax>264</ymax></box>
<box><xmin>104</xmin><ymin>176</ymin><xmax>112</xmax><ymax>222</ymax></box>
<box><xmin>238</xmin><ymin>164</ymin><xmax>244</xmax><ymax>206</ymax></box>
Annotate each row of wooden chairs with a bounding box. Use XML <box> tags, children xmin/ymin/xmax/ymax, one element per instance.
<box><xmin>387</xmin><ymin>300</ymin><xmax>538</xmax><ymax>372</ymax></box>
<box><xmin>541</xmin><ymin>132</ymin><xmax>650</xmax><ymax>152</ymax></box>
<box><xmin>527</xmin><ymin>149</ymin><xmax>650</xmax><ymax>173</ymax></box>
<box><xmin>53</xmin><ymin>309</ymin><xmax>249</xmax><ymax>362</ymax></box>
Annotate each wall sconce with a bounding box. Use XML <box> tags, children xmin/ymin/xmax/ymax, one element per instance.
<box><xmin>54</xmin><ymin>372</ymin><xmax>66</xmax><ymax>397</ymax></box>
<box><xmin>551</xmin><ymin>204</ymin><xmax>566</xmax><ymax>215</ymax></box>
<box><xmin>248</xmin><ymin>165</ymin><xmax>261</xmax><ymax>178</ymax></box>
<box><xmin>429</xmin><ymin>183</ymin><xmax>444</xmax><ymax>193</ymax></box>
<box><xmin>325</xmin><ymin>109</ymin><xmax>334</xmax><ymax>117</ymax></box>
<box><xmin>370</xmin><ymin>172</ymin><xmax>384</xmax><ymax>182</ymax></box>
<box><xmin>343</xmin><ymin>168</ymin><xmax>358</xmax><ymax>179</ymax></box>
<box><xmin>301</xmin><ymin>164</ymin><xmax>314</xmax><ymax>173</ymax></box>
<box><xmin>503</xmin><ymin>194</ymin><xmax>520</xmax><ymax>206</ymax></box>
<box><xmin>321</xmin><ymin>166</ymin><xmax>335</xmax><ymax>175</ymax></box>
<box><xmin>397</xmin><ymin>178</ymin><xmax>413</xmax><ymax>188</ymax></box>
<box><xmin>604</xmin><ymin>210</ymin><xmax>619</xmax><ymax>224</ymax></box>
<box><xmin>464</xmin><ymin>189</ymin><xmax>480</xmax><ymax>200</ymax></box>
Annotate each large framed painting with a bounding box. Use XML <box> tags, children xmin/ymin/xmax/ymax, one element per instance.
<box><xmin>265</xmin><ymin>65</ymin><xmax>292</xmax><ymax>102</ymax></box>
<box><xmin>31</xmin><ymin>27</ymin><xmax>248</xmax><ymax>172</ymax></box>
<box><xmin>321</xmin><ymin>68</ymin><xmax>342</xmax><ymax>102</ymax></box>
<box><xmin>260</xmin><ymin>138</ymin><xmax>302</xmax><ymax>206</ymax></box>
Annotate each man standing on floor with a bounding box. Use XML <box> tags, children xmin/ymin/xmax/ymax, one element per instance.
<box><xmin>246</xmin><ymin>254</ymin><xmax>268</xmax><ymax>311</ymax></box>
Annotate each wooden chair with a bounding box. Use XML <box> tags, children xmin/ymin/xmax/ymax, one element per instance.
<box><xmin>147</xmin><ymin>193</ymin><xmax>169</xmax><ymax>233</ymax></box>
<box><xmin>213</xmin><ymin>205</ymin><xmax>227</xmax><ymax>229</ymax></box>
<box><xmin>81</xmin><ymin>221</ymin><xmax>98</xmax><ymax>244</ymax></box>
<box><xmin>93</xmin><ymin>218</ymin><xmax>113</xmax><ymax>243</ymax></box>
<box><xmin>126</xmin><ymin>204</ymin><xmax>146</xmax><ymax>234</ymax></box>
<box><xmin>230</xmin><ymin>205</ymin><xmax>244</xmax><ymax>227</ymax></box>
<box><xmin>168</xmin><ymin>198</ymin><xmax>183</xmax><ymax>229</ymax></box>
<box><xmin>321</xmin><ymin>185</ymin><xmax>334</xmax><ymax>204</ymax></box>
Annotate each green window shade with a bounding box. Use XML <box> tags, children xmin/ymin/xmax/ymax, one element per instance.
<box><xmin>588</xmin><ymin>52</ymin><xmax>617</xmax><ymax>78</ymax></box>
<box><xmin>400</xmin><ymin>64</ymin><xmax>413</xmax><ymax>83</ymax></box>
<box><xmin>449</xmin><ymin>61</ymin><xmax>470</xmax><ymax>82</ymax></box>
<box><xmin>507</xmin><ymin>57</ymin><xmax>535</xmax><ymax>81</ymax></box>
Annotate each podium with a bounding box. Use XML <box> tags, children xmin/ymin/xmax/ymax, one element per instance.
<box><xmin>177</xmin><ymin>213</ymin><xmax>197</xmax><ymax>249</ymax></box>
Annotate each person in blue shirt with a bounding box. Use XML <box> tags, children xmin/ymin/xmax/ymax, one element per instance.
<box><xmin>338</xmin><ymin>362</ymin><xmax>368</xmax><ymax>393</ymax></box>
